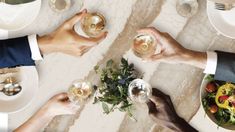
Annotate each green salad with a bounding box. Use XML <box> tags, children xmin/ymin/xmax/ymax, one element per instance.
<box><xmin>202</xmin><ymin>75</ymin><xmax>235</xmax><ymax>126</ymax></box>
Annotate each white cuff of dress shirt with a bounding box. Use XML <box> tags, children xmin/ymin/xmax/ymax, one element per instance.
<box><xmin>28</xmin><ymin>34</ymin><xmax>43</xmax><ymax>61</ymax></box>
<box><xmin>203</xmin><ymin>51</ymin><xmax>217</xmax><ymax>74</ymax></box>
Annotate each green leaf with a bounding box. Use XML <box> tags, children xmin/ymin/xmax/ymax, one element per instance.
<box><xmin>102</xmin><ymin>102</ymin><xmax>110</xmax><ymax>114</ymax></box>
<box><xmin>205</xmin><ymin>75</ymin><xmax>214</xmax><ymax>82</ymax></box>
<box><xmin>94</xmin><ymin>65</ymin><xmax>99</xmax><ymax>73</ymax></box>
<box><xmin>106</xmin><ymin>59</ymin><xmax>114</xmax><ymax>67</ymax></box>
<box><xmin>118</xmin><ymin>86</ymin><xmax>124</xmax><ymax>96</ymax></box>
<box><xmin>121</xmin><ymin>103</ymin><xmax>132</xmax><ymax>109</ymax></box>
<box><xmin>121</xmin><ymin>58</ymin><xmax>128</xmax><ymax>66</ymax></box>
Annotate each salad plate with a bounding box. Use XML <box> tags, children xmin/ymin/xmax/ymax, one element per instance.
<box><xmin>190</xmin><ymin>75</ymin><xmax>234</xmax><ymax>132</ymax></box>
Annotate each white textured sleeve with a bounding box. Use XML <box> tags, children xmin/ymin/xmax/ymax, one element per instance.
<box><xmin>203</xmin><ymin>51</ymin><xmax>217</xmax><ymax>74</ymax></box>
<box><xmin>0</xmin><ymin>29</ymin><xmax>8</xmax><ymax>40</ymax></box>
<box><xmin>28</xmin><ymin>34</ymin><xmax>43</xmax><ymax>60</ymax></box>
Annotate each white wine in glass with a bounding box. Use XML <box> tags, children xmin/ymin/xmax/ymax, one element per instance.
<box><xmin>81</xmin><ymin>12</ymin><xmax>106</xmax><ymax>37</ymax></box>
<box><xmin>132</xmin><ymin>34</ymin><xmax>158</xmax><ymax>58</ymax></box>
<box><xmin>68</xmin><ymin>80</ymin><xmax>93</xmax><ymax>106</ymax></box>
<box><xmin>128</xmin><ymin>79</ymin><xmax>152</xmax><ymax>103</ymax></box>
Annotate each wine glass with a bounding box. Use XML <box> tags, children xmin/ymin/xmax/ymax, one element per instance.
<box><xmin>67</xmin><ymin>80</ymin><xmax>93</xmax><ymax>106</ymax></box>
<box><xmin>49</xmin><ymin>0</ymin><xmax>71</xmax><ymax>12</ymax></box>
<box><xmin>128</xmin><ymin>79</ymin><xmax>152</xmax><ymax>103</ymax></box>
<box><xmin>176</xmin><ymin>0</ymin><xmax>198</xmax><ymax>17</ymax></box>
<box><xmin>132</xmin><ymin>34</ymin><xmax>160</xmax><ymax>59</ymax></box>
<box><xmin>74</xmin><ymin>12</ymin><xmax>106</xmax><ymax>37</ymax></box>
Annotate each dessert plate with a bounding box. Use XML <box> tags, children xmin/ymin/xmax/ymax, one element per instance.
<box><xmin>207</xmin><ymin>1</ymin><xmax>235</xmax><ymax>39</ymax></box>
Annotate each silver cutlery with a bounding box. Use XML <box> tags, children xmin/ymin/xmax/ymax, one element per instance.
<box><xmin>215</xmin><ymin>3</ymin><xmax>234</xmax><ymax>11</ymax></box>
<box><xmin>0</xmin><ymin>77</ymin><xmax>22</xmax><ymax>96</ymax></box>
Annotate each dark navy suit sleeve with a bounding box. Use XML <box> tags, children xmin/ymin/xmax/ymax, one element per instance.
<box><xmin>214</xmin><ymin>51</ymin><xmax>235</xmax><ymax>83</ymax></box>
<box><xmin>0</xmin><ymin>36</ymin><xmax>35</xmax><ymax>68</ymax></box>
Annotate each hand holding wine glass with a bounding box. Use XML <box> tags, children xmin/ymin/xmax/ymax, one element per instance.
<box><xmin>14</xmin><ymin>93</ymin><xmax>79</xmax><ymax>132</ymax></box>
<box><xmin>147</xmin><ymin>88</ymin><xmax>198</xmax><ymax>132</ymax></box>
<box><xmin>38</xmin><ymin>9</ymin><xmax>108</xmax><ymax>57</ymax></box>
<box><xmin>138</xmin><ymin>27</ymin><xmax>206</xmax><ymax>69</ymax></box>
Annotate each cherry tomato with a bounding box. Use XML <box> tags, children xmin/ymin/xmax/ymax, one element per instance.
<box><xmin>206</xmin><ymin>82</ymin><xmax>217</xmax><ymax>93</ymax></box>
<box><xmin>209</xmin><ymin>105</ymin><xmax>218</xmax><ymax>114</ymax></box>
<box><xmin>219</xmin><ymin>95</ymin><xmax>229</xmax><ymax>103</ymax></box>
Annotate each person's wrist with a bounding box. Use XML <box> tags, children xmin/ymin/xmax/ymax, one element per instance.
<box><xmin>36</xmin><ymin>103</ymin><xmax>56</xmax><ymax>120</ymax></box>
<box><xmin>37</xmin><ymin>35</ymin><xmax>54</xmax><ymax>55</ymax></box>
<box><xmin>179</xmin><ymin>49</ymin><xmax>207</xmax><ymax>69</ymax></box>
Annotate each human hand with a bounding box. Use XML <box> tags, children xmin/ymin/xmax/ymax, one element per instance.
<box><xmin>137</xmin><ymin>27</ymin><xmax>189</xmax><ymax>64</ymax></box>
<box><xmin>147</xmin><ymin>88</ymin><xmax>198</xmax><ymax>132</ymax></box>
<box><xmin>147</xmin><ymin>88</ymin><xmax>179</xmax><ymax>125</ymax></box>
<box><xmin>138</xmin><ymin>27</ymin><xmax>206</xmax><ymax>69</ymax></box>
<box><xmin>13</xmin><ymin>93</ymin><xmax>79</xmax><ymax>132</ymax></box>
<box><xmin>38</xmin><ymin>9</ymin><xmax>108</xmax><ymax>56</ymax></box>
<box><xmin>39</xmin><ymin>92</ymin><xmax>79</xmax><ymax>117</ymax></box>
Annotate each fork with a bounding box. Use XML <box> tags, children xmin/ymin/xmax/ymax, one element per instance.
<box><xmin>215</xmin><ymin>3</ymin><xmax>235</xmax><ymax>11</ymax></box>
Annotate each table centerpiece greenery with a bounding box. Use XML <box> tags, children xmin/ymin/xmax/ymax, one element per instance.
<box><xmin>93</xmin><ymin>58</ymin><xmax>141</xmax><ymax>118</ymax></box>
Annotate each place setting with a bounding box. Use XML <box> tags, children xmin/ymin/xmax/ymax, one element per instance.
<box><xmin>0</xmin><ymin>66</ymin><xmax>38</xmax><ymax>132</ymax></box>
<box><xmin>188</xmin><ymin>1</ymin><xmax>235</xmax><ymax>132</ymax></box>
<box><xmin>207</xmin><ymin>0</ymin><xmax>235</xmax><ymax>38</ymax></box>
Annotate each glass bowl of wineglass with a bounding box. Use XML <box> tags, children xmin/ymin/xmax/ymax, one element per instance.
<box><xmin>49</xmin><ymin>0</ymin><xmax>71</xmax><ymax>12</ymax></box>
<box><xmin>128</xmin><ymin>79</ymin><xmax>152</xmax><ymax>103</ymax></box>
<box><xmin>67</xmin><ymin>80</ymin><xmax>93</xmax><ymax>106</ymax></box>
<box><xmin>81</xmin><ymin>12</ymin><xmax>106</xmax><ymax>37</ymax></box>
<box><xmin>77</xmin><ymin>12</ymin><xmax>106</xmax><ymax>37</ymax></box>
<box><xmin>132</xmin><ymin>34</ymin><xmax>160</xmax><ymax>59</ymax></box>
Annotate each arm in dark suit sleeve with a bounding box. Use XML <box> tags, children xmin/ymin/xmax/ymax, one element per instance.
<box><xmin>214</xmin><ymin>51</ymin><xmax>235</xmax><ymax>82</ymax></box>
<box><xmin>0</xmin><ymin>36</ymin><xmax>35</xmax><ymax>68</ymax></box>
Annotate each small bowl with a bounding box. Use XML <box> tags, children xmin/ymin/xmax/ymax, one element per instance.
<box><xmin>0</xmin><ymin>66</ymin><xmax>38</xmax><ymax>114</ymax></box>
<box><xmin>200</xmin><ymin>75</ymin><xmax>235</xmax><ymax>130</ymax></box>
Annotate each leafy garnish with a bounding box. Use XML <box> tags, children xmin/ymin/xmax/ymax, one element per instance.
<box><xmin>203</xmin><ymin>75</ymin><xmax>235</xmax><ymax>127</ymax></box>
<box><xmin>205</xmin><ymin>74</ymin><xmax>214</xmax><ymax>82</ymax></box>
<box><xmin>94</xmin><ymin>58</ymin><xmax>140</xmax><ymax>117</ymax></box>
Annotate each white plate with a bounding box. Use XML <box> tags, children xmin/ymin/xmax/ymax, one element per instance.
<box><xmin>207</xmin><ymin>1</ymin><xmax>235</xmax><ymax>39</ymax></box>
<box><xmin>189</xmin><ymin>75</ymin><xmax>231</xmax><ymax>132</ymax></box>
<box><xmin>0</xmin><ymin>0</ymin><xmax>41</xmax><ymax>31</ymax></box>
<box><xmin>0</xmin><ymin>66</ymin><xmax>38</xmax><ymax>114</ymax></box>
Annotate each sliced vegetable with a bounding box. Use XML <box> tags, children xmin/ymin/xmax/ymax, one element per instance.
<box><xmin>218</xmin><ymin>95</ymin><xmax>229</xmax><ymax>103</ymax></box>
<box><xmin>215</xmin><ymin>83</ymin><xmax>235</xmax><ymax>111</ymax></box>
<box><xmin>209</xmin><ymin>105</ymin><xmax>218</xmax><ymax>114</ymax></box>
<box><xmin>206</xmin><ymin>82</ymin><xmax>217</xmax><ymax>93</ymax></box>
<box><xmin>203</xmin><ymin>76</ymin><xmax>235</xmax><ymax>126</ymax></box>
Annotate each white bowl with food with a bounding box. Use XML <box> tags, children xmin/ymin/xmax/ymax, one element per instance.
<box><xmin>200</xmin><ymin>74</ymin><xmax>235</xmax><ymax>130</ymax></box>
<box><xmin>0</xmin><ymin>66</ymin><xmax>38</xmax><ymax>113</ymax></box>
